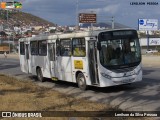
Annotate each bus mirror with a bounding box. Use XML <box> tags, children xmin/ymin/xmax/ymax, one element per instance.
<box><xmin>97</xmin><ymin>42</ymin><xmax>101</xmax><ymax>50</ymax></box>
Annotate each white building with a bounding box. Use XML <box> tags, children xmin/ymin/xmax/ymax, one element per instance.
<box><xmin>139</xmin><ymin>38</ymin><xmax>160</xmax><ymax>46</ymax></box>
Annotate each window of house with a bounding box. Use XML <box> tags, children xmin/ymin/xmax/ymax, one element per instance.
<box><xmin>72</xmin><ymin>38</ymin><xmax>86</xmax><ymax>57</ymax></box>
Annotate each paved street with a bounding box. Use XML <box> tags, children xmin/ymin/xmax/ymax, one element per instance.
<box><xmin>0</xmin><ymin>55</ymin><xmax>160</xmax><ymax>111</ymax></box>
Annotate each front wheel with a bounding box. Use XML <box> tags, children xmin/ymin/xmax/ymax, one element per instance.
<box><xmin>36</xmin><ymin>68</ymin><xmax>45</xmax><ymax>82</ymax></box>
<box><xmin>77</xmin><ymin>73</ymin><xmax>87</xmax><ymax>91</ymax></box>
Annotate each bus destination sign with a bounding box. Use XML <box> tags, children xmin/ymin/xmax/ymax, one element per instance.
<box><xmin>79</xmin><ymin>13</ymin><xmax>97</xmax><ymax>23</ymax></box>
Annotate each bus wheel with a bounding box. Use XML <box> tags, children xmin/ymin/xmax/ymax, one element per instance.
<box><xmin>77</xmin><ymin>73</ymin><xmax>87</xmax><ymax>90</ymax></box>
<box><xmin>36</xmin><ymin>68</ymin><xmax>44</xmax><ymax>82</ymax></box>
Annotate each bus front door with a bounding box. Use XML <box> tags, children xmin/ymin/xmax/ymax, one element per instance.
<box><xmin>88</xmin><ymin>41</ymin><xmax>99</xmax><ymax>85</ymax></box>
<box><xmin>48</xmin><ymin>43</ymin><xmax>56</xmax><ymax>79</ymax></box>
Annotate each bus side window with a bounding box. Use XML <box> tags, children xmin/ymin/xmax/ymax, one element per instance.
<box><xmin>30</xmin><ymin>41</ymin><xmax>38</xmax><ymax>55</ymax></box>
<box><xmin>20</xmin><ymin>42</ymin><xmax>25</xmax><ymax>55</ymax></box>
<box><xmin>38</xmin><ymin>40</ymin><xmax>47</xmax><ymax>56</ymax></box>
<box><xmin>48</xmin><ymin>43</ymin><xmax>55</xmax><ymax>61</ymax></box>
<box><xmin>60</xmin><ymin>39</ymin><xmax>72</xmax><ymax>56</ymax></box>
<box><xmin>56</xmin><ymin>40</ymin><xmax>60</xmax><ymax>56</ymax></box>
<box><xmin>72</xmin><ymin>38</ymin><xmax>86</xmax><ymax>57</ymax></box>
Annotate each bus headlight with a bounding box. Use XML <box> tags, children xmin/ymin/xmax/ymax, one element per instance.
<box><xmin>101</xmin><ymin>72</ymin><xmax>112</xmax><ymax>80</ymax></box>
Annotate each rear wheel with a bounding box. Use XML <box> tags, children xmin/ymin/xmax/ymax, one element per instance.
<box><xmin>36</xmin><ymin>68</ymin><xmax>44</xmax><ymax>82</ymax></box>
<box><xmin>77</xmin><ymin>73</ymin><xmax>87</xmax><ymax>90</ymax></box>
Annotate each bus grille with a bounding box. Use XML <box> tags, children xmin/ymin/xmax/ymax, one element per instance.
<box><xmin>111</xmin><ymin>67</ymin><xmax>136</xmax><ymax>73</ymax></box>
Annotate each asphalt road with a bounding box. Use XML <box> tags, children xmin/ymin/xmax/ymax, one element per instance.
<box><xmin>0</xmin><ymin>57</ymin><xmax>160</xmax><ymax>111</ymax></box>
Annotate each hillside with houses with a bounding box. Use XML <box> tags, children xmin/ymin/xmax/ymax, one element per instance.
<box><xmin>0</xmin><ymin>10</ymin><xmax>56</xmax><ymax>37</ymax></box>
<box><xmin>0</xmin><ymin>10</ymin><xmax>57</xmax><ymax>53</ymax></box>
<box><xmin>1</xmin><ymin>9</ymin><xmax>160</xmax><ymax>53</ymax></box>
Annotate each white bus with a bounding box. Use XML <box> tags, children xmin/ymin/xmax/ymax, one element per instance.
<box><xmin>19</xmin><ymin>29</ymin><xmax>142</xmax><ymax>90</ymax></box>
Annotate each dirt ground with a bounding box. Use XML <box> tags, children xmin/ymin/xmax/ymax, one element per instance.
<box><xmin>0</xmin><ymin>74</ymin><xmax>153</xmax><ymax>120</ymax></box>
<box><xmin>142</xmin><ymin>55</ymin><xmax>160</xmax><ymax>67</ymax></box>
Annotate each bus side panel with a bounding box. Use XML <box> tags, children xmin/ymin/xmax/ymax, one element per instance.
<box><xmin>19</xmin><ymin>54</ymin><xmax>28</xmax><ymax>73</ymax></box>
<box><xmin>28</xmin><ymin>55</ymin><xmax>32</xmax><ymax>74</ymax></box>
<box><xmin>57</xmin><ymin>56</ymin><xmax>73</xmax><ymax>82</ymax></box>
<box><xmin>42</xmin><ymin>55</ymin><xmax>51</xmax><ymax>78</ymax></box>
<box><xmin>30</xmin><ymin>55</ymin><xmax>37</xmax><ymax>75</ymax></box>
<box><xmin>71</xmin><ymin>39</ymin><xmax>92</xmax><ymax>85</ymax></box>
<box><xmin>26</xmin><ymin>44</ymin><xmax>32</xmax><ymax>74</ymax></box>
<box><xmin>71</xmin><ymin>57</ymin><xmax>92</xmax><ymax>85</ymax></box>
<box><xmin>19</xmin><ymin>43</ymin><xmax>31</xmax><ymax>74</ymax></box>
<box><xmin>32</xmin><ymin>56</ymin><xmax>51</xmax><ymax>78</ymax></box>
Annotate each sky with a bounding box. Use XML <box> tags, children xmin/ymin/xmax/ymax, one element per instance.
<box><xmin>16</xmin><ymin>0</ymin><xmax>160</xmax><ymax>29</ymax></box>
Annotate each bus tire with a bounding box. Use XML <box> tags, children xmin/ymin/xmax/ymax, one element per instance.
<box><xmin>77</xmin><ymin>73</ymin><xmax>87</xmax><ymax>90</ymax></box>
<box><xmin>36</xmin><ymin>68</ymin><xmax>44</xmax><ymax>82</ymax></box>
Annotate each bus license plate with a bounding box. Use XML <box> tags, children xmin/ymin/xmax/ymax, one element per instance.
<box><xmin>121</xmin><ymin>78</ymin><xmax>135</xmax><ymax>83</ymax></box>
<box><xmin>123</xmin><ymin>71</ymin><xmax>135</xmax><ymax>77</ymax></box>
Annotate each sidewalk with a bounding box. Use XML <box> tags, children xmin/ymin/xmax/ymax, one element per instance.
<box><xmin>0</xmin><ymin>53</ymin><xmax>19</xmax><ymax>59</ymax></box>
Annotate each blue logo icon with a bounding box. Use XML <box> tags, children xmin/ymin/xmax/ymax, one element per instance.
<box><xmin>139</xmin><ymin>19</ymin><xmax>144</xmax><ymax>25</ymax></box>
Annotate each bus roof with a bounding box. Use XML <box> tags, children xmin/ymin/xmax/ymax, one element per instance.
<box><xmin>19</xmin><ymin>28</ymin><xmax>135</xmax><ymax>42</ymax></box>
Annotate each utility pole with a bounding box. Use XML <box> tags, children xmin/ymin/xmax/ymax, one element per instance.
<box><xmin>6</xmin><ymin>9</ymin><xmax>11</xmax><ymax>54</ymax></box>
<box><xmin>76</xmin><ymin>0</ymin><xmax>79</xmax><ymax>31</ymax></box>
<box><xmin>90</xmin><ymin>11</ymin><xmax>94</xmax><ymax>31</ymax></box>
<box><xmin>147</xmin><ymin>30</ymin><xmax>149</xmax><ymax>50</ymax></box>
<box><xmin>111</xmin><ymin>16</ymin><xmax>114</xmax><ymax>29</ymax></box>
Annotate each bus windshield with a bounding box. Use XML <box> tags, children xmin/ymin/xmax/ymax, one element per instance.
<box><xmin>98</xmin><ymin>30</ymin><xmax>141</xmax><ymax>69</ymax></box>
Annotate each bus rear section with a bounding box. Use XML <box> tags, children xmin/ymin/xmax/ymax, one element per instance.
<box><xmin>19</xmin><ymin>38</ymin><xmax>55</xmax><ymax>81</ymax></box>
<box><xmin>19</xmin><ymin>40</ymin><xmax>31</xmax><ymax>74</ymax></box>
<box><xmin>97</xmin><ymin>29</ymin><xmax>142</xmax><ymax>87</ymax></box>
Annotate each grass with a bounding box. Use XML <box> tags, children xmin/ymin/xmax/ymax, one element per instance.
<box><xmin>0</xmin><ymin>74</ymin><xmax>153</xmax><ymax>120</ymax></box>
